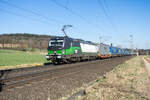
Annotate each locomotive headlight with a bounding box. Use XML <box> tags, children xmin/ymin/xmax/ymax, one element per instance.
<box><xmin>62</xmin><ymin>50</ymin><xmax>65</xmax><ymax>54</ymax></box>
<box><xmin>45</xmin><ymin>55</ymin><xmax>50</xmax><ymax>59</ymax></box>
<box><xmin>57</xmin><ymin>56</ymin><xmax>61</xmax><ymax>58</ymax></box>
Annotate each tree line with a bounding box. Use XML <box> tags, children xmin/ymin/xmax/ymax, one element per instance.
<box><xmin>0</xmin><ymin>33</ymin><xmax>54</xmax><ymax>51</ymax></box>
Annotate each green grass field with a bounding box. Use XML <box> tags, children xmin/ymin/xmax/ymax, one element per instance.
<box><xmin>0</xmin><ymin>49</ymin><xmax>47</xmax><ymax>67</ymax></box>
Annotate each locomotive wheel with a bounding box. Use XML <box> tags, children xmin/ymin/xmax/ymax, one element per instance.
<box><xmin>53</xmin><ymin>61</ymin><xmax>59</xmax><ymax>65</ymax></box>
<box><xmin>66</xmin><ymin>59</ymin><xmax>71</xmax><ymax>64</ymax></box>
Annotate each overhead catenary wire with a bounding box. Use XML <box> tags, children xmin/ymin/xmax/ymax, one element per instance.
<box><xmin>97</xmin><ymin>0</ymin><xmax>117</xmax><ymax>32</ymax></box>
<box><xmin>0</xmin><ymin>0</ymin><xmax>64</xmax><ymax>24</ymax></box>
<box><xmin>0</xmin><ymin>0</ymin><xmax>91</xmax><ymax>38</ymax></box>
<box><xmin>97</xmin><ymin>0</ymin><xmax>109</xmax><ymax>19</ymax></box>
<box><xmin>50</xmin><ymin>0</ymin><xmax>94</xmax><ymax>25</ymax></box>
<box><xmin>101</xmin><ymin>0</ymin><xmax>110</xmax><ymax>14</ymax></box>
<box><xmin>50</xmin><ymin>0</ymin><xmax>112</xmax><ymax>34</ymax></box>
<box><xmin>0</xmin><ymin>0</ymin><xmax>113</xmax><ymax>39</ymax></box>
<box><xmin>0</xmin><ymin>0</ymin><xmax>103</xmax><ymax>36</ymax></box>
<box><xmin>65</xmin><ymin>0</ymin><xmax>69</xmax><ymax>8</ymax></box>
<box><xmin>0</xmin><ymin>8</ymin><xmax>52</xmax><ymax>25</ymax></box>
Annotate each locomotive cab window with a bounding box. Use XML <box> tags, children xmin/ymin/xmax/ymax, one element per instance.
<box><xmin>49</xmin><ymin>39</ymin><xmax>64</xmax><ymax>47</ymax></box>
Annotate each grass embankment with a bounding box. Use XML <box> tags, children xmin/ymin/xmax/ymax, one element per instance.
<box><xmin>0</xmin><ymin>49</ymin><xmax>47</xmax><ymax>70</ymax></box>
<box><xmin>144</xmin><ymin>56</ymin><xmax>150</xmax><ymax>63</ymax></box>
<box><xmin>61</xmin><ymin>56</ymin><xmax>150</xmax><ymax>100</ymax></box>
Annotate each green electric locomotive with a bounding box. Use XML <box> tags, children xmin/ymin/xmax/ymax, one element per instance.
<box><xmin>46</xmin><ymin>36</ymin><xmax>98</xmax><ymax>64</ymax></box>
<box><xmin>46</xmin><ymin>36</ymin><xmax>81</xmax><ymax>64</ymax></box>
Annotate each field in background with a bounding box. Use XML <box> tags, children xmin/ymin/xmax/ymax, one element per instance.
<box><xmin>0</xmin><ymin>49</ymin><xmax>47</xmax><ymax>69</ymax></box>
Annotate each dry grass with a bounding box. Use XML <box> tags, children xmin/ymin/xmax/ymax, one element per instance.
<box><xmin>144</xmin><ymin>56</ymin><xmax>150</xmax><ymax>63</ymax></box>
<box><xmin>0</xmin><ymin>63</ymin><xmax>43</xmax><ymax>70</ymax></box>
<box><xmin>60</xmin><ymin>56</ymin><xmax>150</xmax><ymax>100</ymax></box>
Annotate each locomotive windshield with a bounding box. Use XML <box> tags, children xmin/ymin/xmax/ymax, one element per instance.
<box><xmin>49</xmin><ymin>39</ymin><xmax>64</xmax><ymax>47</ymax></box>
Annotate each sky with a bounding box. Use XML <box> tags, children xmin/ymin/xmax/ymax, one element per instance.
<box><xmin>0</xmin><ymin>0</ymin><xmax>150</xmax><ymax>49</ymax></box>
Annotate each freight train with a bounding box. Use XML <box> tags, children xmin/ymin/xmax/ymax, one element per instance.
<box><xmin>46</xmin><ymin>36</ymin><xmax>134</xmax><ymax>64</ymax></box>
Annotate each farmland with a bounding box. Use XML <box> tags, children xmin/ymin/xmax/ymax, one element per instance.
<box><xmin>0</xmin><ymin>49</ymin><xmax>47</xmax><ymax>69</ymax></box>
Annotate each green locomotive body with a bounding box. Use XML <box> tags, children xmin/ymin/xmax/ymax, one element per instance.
<box><xmin>46</xmin><ymin>36</ymin><xmax>98</xmax><ymax>64</ymax></box>
<box><xmin>46</xmin><ymin>36</ymin><xmax>82</xmax><ymax>64</ymax></box>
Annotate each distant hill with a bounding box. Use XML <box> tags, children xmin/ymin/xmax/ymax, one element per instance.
<box><xmin>0</xmin><ymin>33</ymin><xmax>55</xmax><ymax>51</ymax></box>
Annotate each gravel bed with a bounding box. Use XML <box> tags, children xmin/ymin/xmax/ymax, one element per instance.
<box><xmin>0</xmin><ymin>56</ymin><xmax>133</xmax><ymax>100</ymax></box>
<box><xmin>1</xmin><ymin>59</ymin><xmax>111</xmax><ymax>78</ymax></box>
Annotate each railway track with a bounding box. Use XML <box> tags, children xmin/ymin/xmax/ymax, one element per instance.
<box><xmin>0</xmin><ymin>63</ymin><xmax>85</xmax><ymax>91</ymax></box>
<box><xmin>0</xmin><ymin>58</ymin><xmax>112</xmax><ymax>79</ymax></box>
<box><xmin>0</xmin><ymin>59</ymin><xmax>106</xmax><ymax>91</ymax></box>
<box><xmin>0</xmin><ymin>69</ymin><xmax>82</xmax><ymax>91</ymax></box>
<box><xmin>0</xmin><ymin>56</ymin><xmax>133</xmax><ymax>92</ymax></box>
<box><xmin>0</xmin><ymin>56</ymin><xmax>134</xmax><ymax>100</ymax></box>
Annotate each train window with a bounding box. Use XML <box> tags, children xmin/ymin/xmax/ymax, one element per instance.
<box><xmin>49</xmin><ymin>39</ymin><xmax>64</xmax><ymax>47</ymax></box>
<box><xmin>72</xmin><ymin>41</ymin><xmax>80</xmax><ymax>47</ymax></box>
